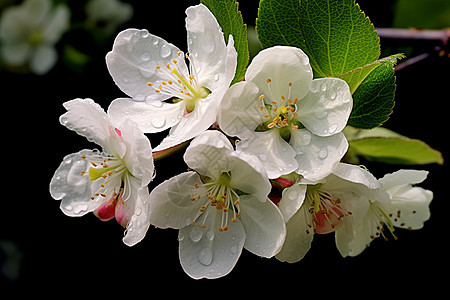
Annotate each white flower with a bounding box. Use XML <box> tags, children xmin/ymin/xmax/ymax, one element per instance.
<box><xmin>49</xmin><ymin>99</ymin><xmax>154</xmax><ymax>246</ymax></box>
<box><xmin>344</xmin><ymin>169</ymin><xmax>433</xmax><ymax>257</ymax></box>
<box><xmin>148</xmin><ymin>131</ymin><xmax>286</xmax><ymax>279</ymax></box>
<box><xmin>275</xmin><ymin>163</ymin><xmax>387</xmax><ymax>263</ymax></box>
<box><xmin>106</xmin><ymin>4</ymin><xmax>237</xmax><ymax>151</ymax></box>
<box><xmin>86</xmin><ymin>0</ymin><xmax>133</xmax><ymax>34</ymax></box>
<box><xmin>0</xmin><ymin>0</ymin><xmax>69</xmax><ymax>74</ymax></box>
<box><xmin>219</xmin><ymin>46</ymin><xmax>352</xmax><ymax>180</ymax></box>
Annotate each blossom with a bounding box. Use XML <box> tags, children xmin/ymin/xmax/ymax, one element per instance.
<box><xmin>218</xmin><ymin>46</ymin><xmax>352</xmax><ymax>180</ymax></box>
<box><xmin>49</xmin><ymin>99</ymin><xmax>154</xmax><ymax>246</ymax></box>
<box><xmin>343</xmin><ymin>169</ymin><xmax>433</xmax><ymax>257</ymax></box>
<box><xmin>0</xmin><ymin>0</ymin><xmax>69</xmax><ymax>74</ymax></box>
<box><xmin>106</xmin><ymin>4</ymin><xmax>237</xmax><ymax>151</ymax></box>
<box><xmin>85</xmin><ymin>0</ymin><xmax>133</xmax><ymax>35</ymax></box>
<box><xmin>148</xmin><ymin>131</ymin><xmax>286</xmax><ymax>279</ymax></box>
<box><xmin>274</xmin><ymin>163</ymin><xmax>387</xmax><ymax>263</ymax></box>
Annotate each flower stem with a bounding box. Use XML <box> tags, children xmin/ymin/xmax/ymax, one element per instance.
<box><xmin>152</xmin><ymin>140</ymin><xmax>191</xmax><ymax>161</ymax></box>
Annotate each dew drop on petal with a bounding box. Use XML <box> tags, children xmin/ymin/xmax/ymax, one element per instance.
<box><xmin>189</xmin><ymin>226</ymin><xmax>203</xmax><ymax>242</ymax></box>
<box><xmin>160</xmin><ymin>44</ymin><xmax>171</xmax><ymax>58</ymax></box>
<box><xmin>329</xmin><ymin>124</ymin><xmax>338</xmax><ymax>134</ymax></box>
<box><xmin>288</xmin><ymin>190</ymin><xmax>299</xmax><ymax>200</ymax></box>
<box><xmin>318</xmin><ymin>148</ymin><xmax>328</xmax><ymax>159</ymax></box>
<box><xmin>151</xmin><ymin>117</ymin><xmax>166</xmax><ymax>129</ymax></box>
<box><xmin>198</xmin><ymin>247</ymin><xmax>213</xmax><ymax>266</ymax></box>
<box><xmin>258</xmin><ymin>154</ymin><xmax>267</xmax><ymax>161</ymax></box>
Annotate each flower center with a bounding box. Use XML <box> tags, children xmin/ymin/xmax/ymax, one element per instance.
<box><xmin>147</xmin><ymin>51</ymin><xmax>210</xmax><ymax>113</ymax></box>
<box><xmin>257</xmin><ymin>79</ymin><xmax>302</xmax><ymax>140</ymax></box>
<box><xmin>305</xmin><ymin>188</ymin><xmax>352</xmax><ymax>234</ymax></box>
<box><xmin>190</xmin><ymin>172</ymin><xmax>242</xmax><ymax>232</ymax></box>
<box><xmin>80</xmin><ymin>151</ymin><xmax>127</xmax><ymax>202</ymax></box>
<box><xmin>366</xmin><ymin>201</ymin><xmax>398</xmax><ymax>241</ymax></box>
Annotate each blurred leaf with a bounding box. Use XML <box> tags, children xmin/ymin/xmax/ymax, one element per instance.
<box><xmin>345</xmin><ymin>126</ymin><xmax>444</xmax><ymax>165</ymax></box>
<box><xmin>394</xmin><ymin>0</ymin><xmax>450</xmax><ymax>29</ymax></box>
<box><xmin>201</xmin><ymin>0</ymin><xmax>249</xmax><ymax>84</ymax></box>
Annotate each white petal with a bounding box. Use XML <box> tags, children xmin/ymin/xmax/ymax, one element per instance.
<box><xmin>179</xmin><ymin>210</ymin><xmax>245</xmax><ymax>279</ymax></box>
<box><xmin>331</xmin><ymin>163</ymin><xmax>382</xmax><ymax>190</ymax></box>
<box><xmin>219</xmin><ymin>81</ymin><xmax>266</xmax><ymax>138</ymax></box>
<box><xmin>42</xmin><ymin>4</ymin><xmax>69</xmax><ymax>43</ymax></box>
<box><xmin>297</xmin><ymin>78</ymin><xmax>352</xmax><ymax>136</ymax></box>
<box><xmin>236</xmin><ymin>129</ymin><xmax>298</xmax><ymax>179</ymax></box>
<box><xmin>183</xmin><ymin>131</ymin><xmax>234</xmax><ymax>180</ymax></box>
<box><xmin>148</xmin><ymin>172</ymin><xmax>206</xmax><ymax>229</ymax></box>
<box><xmin>185</xmin><ymin>4</ymin><xmax>233</xmax><ymax>91</ymax></box>
<box><xmin>117</xmin><ymin>119</ymin><xmax>154</xmax><ymax>186</ymax></box>
<box><xmin>0</xmin><ymin>42</ymin><xmax>30</xmax><ymax>66</ymax></box>
<box><xmin>106</xmin><ymin>29</ymin><xmax>187</xmax><ymax>101</ymax></box>
<box><xmin>276</xmin><ymin>204</ymin><xmax>314</xmax><ymax>263</ymax></box>
<box><xmin>291</xmin><ymin>130</ymin><xmax>348</xmax><ymax>181</ymax></box>
<box><xmin>59</xmin><ymin>99</ymin><xmax>114</xmax><ymax>152</ymax></box>
<box><xmin>279</xmin><ymin>183</ymin><xmax>307</xmax><ymax>222</ymax></box>
<box><xmin>239</xmin><ymin>195</ymin><xmax>286</xmax><ymax>257</ymax></box>
<box><xmin>50</xmin><ymin>150</ymin><xmax>105</xmax><ymax>217</ymax></box>
<box><xmin>153</xmin><ymin>93</ymin><xmax>219</xmax><ymax>151</ymax></box>
<box><xmin>228</xmin><ymin>151</ymin><xmax>271</xmax><ymax>201</ymax></box>
<box><xmin>122</xmin><ymin>183</ymin><xmax>151</xmax><ymax>246</ymax></box>
<box><xmin>378</xmin><ymin>169</ymin><xmax>429</xmax><ymax>190</ymax></box>
<box><xmin>382</xmin><ymin>186</ymin><xmax>432</xmax><ymax>230</ymax></box>
<box><xmin>245</xmin><ymin>46</ymin><xmax>313</xmax><ymax>101</ymax></box>
<box><xmin>30</xmin><ymin>45</ymin><xmax>57</xmax><ymax>75</ymax></box>
<box><xmin>107</xmin><ymin>97</ymin><xmax>184</xmax><ymax>134</ymax></box>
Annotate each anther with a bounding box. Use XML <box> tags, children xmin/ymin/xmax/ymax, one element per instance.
<box><xmin>266</xmin><ymin>78</ymin><xmax>272</xmax><ymax>83</ymax></box>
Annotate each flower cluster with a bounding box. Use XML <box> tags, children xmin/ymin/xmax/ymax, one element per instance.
<box><xmin>50</xmin><ymin>4</ymin><xmax>434</xmax><ymax>279</ymax></box>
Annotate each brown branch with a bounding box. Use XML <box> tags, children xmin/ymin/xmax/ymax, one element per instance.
<box><xmin>376</xmin><ymin>28</ymin><xmax>450</xmax><ymax>45</ymax></box>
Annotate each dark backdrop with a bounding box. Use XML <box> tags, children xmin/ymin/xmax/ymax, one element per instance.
<box><xmin>1</xmin><ymin>0</ymin><xmax>448</xmax><ymax>294</ymax></box>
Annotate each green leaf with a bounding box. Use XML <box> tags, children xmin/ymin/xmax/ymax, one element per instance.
<box><xmin>201</xmin><ymin>0</ymin><xmax>249</xmax><ymax>84</ymax></box>
<box><xmin>347</xmin><ymin>60</ymin><xmax>396</xmax><ymax>129</ymax></box>
<box><xmin>339</xmin><ymin>54</ymin><xmax>405</xmax><ymax>94</ymax></box>
<box><xmin>345</xmin><ymin>127</ymin><xmax>444</xmax><ymax>165</ymax></box>
<box><xmin>256</xmin><ymin>0</ymin><xmax>380</xmax><ymax>78</ymax></box>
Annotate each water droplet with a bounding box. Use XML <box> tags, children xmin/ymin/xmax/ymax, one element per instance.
<box><xmin>65</xmin><ymin>205</ymin><xmax>73</xmax><ymax>211</ymax></box>
<box><xmin>198</xmin><ymin>247</ymin><xmax>213</xmax><ymax>266</ymax></box>
<box><xmin>299</xmin><ymin>130</ymin><xmax>312</xmax><ymax>145</ymax></box>
<box><xmin>230</xmin><ymin>245</ymin><xmax>238</xmax><ymax>255</ymax></box>
<box><xmin>321</xmin><ymin>83</ymin><xmax>327</xmax><ymax>92</ymax></box>
<box><xmin>135</xmin><ymin>206</ymin><xmax>142</xmax><ymax>216</ymax></box>
<box><xmin>329</xmin><ymin>124</ymin><xmax>338</xmax><ymax>134</ymax></box>
<box><xmin>189</xmin><ymin>226</ymin><xmax>203</xmax><ymax>242</ymax></box>
<box><xmin>301</xmin><ymin>55</ymin><xmax>310</xmax><ymax>65</ymax></box>
<box><xmin>140</xmin><ymin>30</ymin><xmax>149</xmax><ymax>38</ymax></box>
<box><xmin>289</xmin><ymin>190</ymin><xmax>299</xmax><ymax>200</ymax></box>
<box><xmin>73</xmin><ymin>204</ymin><xmax>88</xmax><ymax>214</ymax></box>
<box><xmin>330</xmin><ymin>91</ymin><xmax>337</xmax><ymax>100</ymax></box>
<box><xmin>151</xmin><ymin>117</ymin><xmax>166</xmax><ymax>128</ymax></box>
<box><xmin>206</xmin><ymin>230</ymin><xmax>215</xmax><ymax>241</ymax></box>
<box><xmin>140</xmin><ymin>53</ymin><xmax>150</xmax><ymax>61</ymax></box>
<box><xmin>258</xmin><ymin>154</ymin><xmax>267</xmax><ymax>161</ymax></box>
<box><xmin>64</xmin><ymin>158</ymin><xmax>72</xmax><ymax>164</ymax></box>
<box><xmin>213</xmin><ymin>73</ymin><xmax>219</xmax><ymax>81</ymax></box>
<box><xmin>318</xmin><ymin>148</ymin><xmax>328</xmax><ymax>159</ymax></box>
<box><xmin>160</xmin><ymin>44</ymin><xmax>171</xmax><ymax>58</ymax></box>
<box><xmin>152</xmin><ymin>38</ymin><xmax>159</xmax><ymax>45</ymax></box>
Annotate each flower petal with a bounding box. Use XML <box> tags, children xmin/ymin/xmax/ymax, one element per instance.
<box><xmin>59</xmin><ymin>99</ymin><xmax>114</xmax><ymax>152</ymax></box>
<box><xmin>219</xmin><ymin>81</ymin><xmax>266</xmax><ymax>138</ymax></box>
<box><xmin>279</xmin><ymin>183</ymin><xmax>307</xmax><ymax>222</ymax></box>
<box><xmin>106</xmin><ymin>28</ymin><xmax>187</xmax><ymax>101</ymax></box>
<box><xmin>276</xmin><ymin>204</ymin><xmax>314</xmax><ymax>263</ymax></box>
<box><xmin>185</xmin><ymin>4</ymin><xmax>233</xmax><ymax>91</ymax></box>
<box><xmin>245</xmin><ymin>46</ymin><xmax>313</xmax><ymax>101</ymax></box>
<box><xmin>178</xmin><ymin>211</ymin><xmax>245</xmax><ymax>279</ymax></box>
<box><xmin>183</xmin><ymin>131</ymin><xmax>234</xmax><ymax>180</ymax></box>
<box><xmin>229</xmin><ymin>151</ymin><xmax>271</xmax><ymax>201</ymax></box>
<box><xmin>122</xmin><ymin>183</ymin><xmax>152</xmax><ymax>247</ymax></box>
<box><xmin>117</xmin><ymin>119</ymin><xmax>154</xmax><ymax>187</ymax></box>
<box><xmin>297</xmin><ymin>78</ymin><xmax>352</xmax><ymax>136</ymax></box>
<box><xmin>148</xmin><ymin>172</ymin><xmax>207</xmax><ymax>229</ymax></box>
<box><xmin>108</xmin><ymin>97</ymin><xmax>185</xmax><ymax>134</ymax></box>
<box><xmin>30</xmin><ymin>45</ymin><xmax>57</xmax><ymax>75</ymax></box>
<box><xmin>239</xmin><ymin>195</ymin><xmax>286</xmax><ymax>257</ymax></box>
<box><xmin>378</xmin><ymin>169</ymin><xmax>429</xmax><ymax>190</ymax></box>
<box><xmin>236</xmin><ymin>129</ymin><xmax>298</xmax><ymax>179</ymax></box>
<box><xmin>50</xmin><ymin>150</ymin><xmax>105</xmax><ymax>217</ymax></box>
<box><xmin>153</xmin><ymin>93</ymin><xmax>221</xmax><ymax>151</ymax></box>
<box><xmin>291</xmin><ymin>130</ymin><xmax>348</xmax><ymax>181</ymax></box>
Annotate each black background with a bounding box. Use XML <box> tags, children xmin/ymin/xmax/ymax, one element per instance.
<box><xmin>1</xmin><ymin>0</ymin><xmax>449</xmax><ymax>294</ymax></box>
